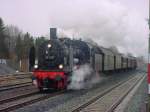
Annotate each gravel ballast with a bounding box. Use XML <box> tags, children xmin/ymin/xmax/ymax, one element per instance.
<box><xmin>124</xmin><ymin>76</ymin><xmax>148</xmax><ymax>112</ymax></box>
<box><xmin>13</xmin><ymin>71</ymin><xmax>144</xmax><ymax>112</ymax></box>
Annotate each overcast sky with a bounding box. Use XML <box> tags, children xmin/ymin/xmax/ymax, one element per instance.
<box><xmin>0</xmin><ymin>0</ymin><xmax>149</xmax><ymax>57</ymax></box>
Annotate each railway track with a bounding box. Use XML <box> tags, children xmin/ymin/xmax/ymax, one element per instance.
<box><xmin>0</xmin><ymin>72</ymin><xmax>32</xmax><ymax>92</ymax></box>
<box><xmin>0</xmin><ymin>82</ymin><xmax>32</xmax><ymax>92</ymax></box>
<box><xmin>0</xmin><ymin>72</ymin><xmax>32</xmax><ymax>77</ymax></box>
<box><xmin>0</xmin><ymin>89</ymin><xmax>65</xmax><ymax>112</ymax></box>
<box><xmin>71</xmin><ymin>74</ymin><xmax>145</xmax><ymax>112</ymax></box>
<box><xmin>0</xmin><ymin>87</ymin><xmax>38</xmax><ymax>104</ymax></box>
<box><xmin>0</xmin><ymin>73</ymin><xmax>32</xmax><ymax>81</ymax></box>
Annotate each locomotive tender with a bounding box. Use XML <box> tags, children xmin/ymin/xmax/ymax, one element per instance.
<box><xmin>29</xmin><ymin>28</ymin><xmax>137</xmax><ymax>91</ymax></box>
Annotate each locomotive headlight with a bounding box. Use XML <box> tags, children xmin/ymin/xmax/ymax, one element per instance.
<box><xmin>59</xmin><ymin>64</ymin><xmax>63</xmax><ymax>69</ymax></box>
<box><xmin>34</xmin><ymin>65</ymin><xmax>38</xmax><ymax>69</ymax></box>
<box><xmin>47</xmin><ymin>44</ymin><xmax>52</xmax><ymax>48</ymax></box>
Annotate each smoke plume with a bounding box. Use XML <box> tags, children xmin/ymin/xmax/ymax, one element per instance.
<box><xmin>67</xmin><ymin>64</ymin><xmax>100</xmax><ymax>90</ymax></box>
<box><xmin>49</xmin><ymin>0</ymin><xmax>148</xmax><ymax>57</ymax></box>
<box><xmin>0</xmin><ymin>0</ymin><xmax>147</xmax><ymax>58</ymax></box>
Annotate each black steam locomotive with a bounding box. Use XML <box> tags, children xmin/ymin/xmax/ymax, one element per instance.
<box><xmin>29</xmin><ymin>28</ymin><xmax>137</xmax><ymax>91</ymax></box>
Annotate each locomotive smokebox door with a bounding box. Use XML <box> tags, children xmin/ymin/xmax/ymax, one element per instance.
<box><xmin>50</xmin><ymin>28</ymin><xmax>57</xmax><ymax>40</ymax></box>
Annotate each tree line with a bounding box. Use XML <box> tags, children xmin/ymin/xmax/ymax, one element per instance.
<box><xmin>0</xmin><ymin>17</ymin><xmax>47</xmax><ymax>62</ymax></box>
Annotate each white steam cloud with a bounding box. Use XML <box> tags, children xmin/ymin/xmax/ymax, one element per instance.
<box><xmin>0</xmin><ymin>0</ymin><xmax>148</xmax><ymax>58</ymax></box>
<box><xmin>49</xmin><ymin>0</ymin><xmax>148</xmax><ymax>57</ymax></box>
<box><xmin>68</xmin><ymin>64</ymin><xmax>100</xmax><ymax>90</ymax></box>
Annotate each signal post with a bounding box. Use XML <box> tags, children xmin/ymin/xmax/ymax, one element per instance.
<box><xmin>148</xmin><ymin>18</ymin><xmax>150</xmax><ymax>111</ymax></box>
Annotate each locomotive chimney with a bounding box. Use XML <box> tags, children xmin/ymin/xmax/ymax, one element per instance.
<box><xmin>50</xmin><ymin>28</ymin><xmax>57</xmax><ymax>40</ymax></box>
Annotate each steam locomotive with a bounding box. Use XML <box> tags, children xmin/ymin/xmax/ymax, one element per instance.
<box><xmin>29</xmin><ymin>28</ymin><xmax>137</xmax><ymax>91</ymax></box>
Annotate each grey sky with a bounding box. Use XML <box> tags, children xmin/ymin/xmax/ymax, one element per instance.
<box><xmin>0</xmin><ymin>0</ymin><xmax>149</xmax><ymax>56</ymax></box>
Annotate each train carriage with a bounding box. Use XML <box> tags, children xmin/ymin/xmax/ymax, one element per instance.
<box><xmin>127</xmin><ymin>57</ymin><xmax>131</xmax><ymax>69</ymax></box>
<box><xmin>132</xmin><ymin>57</ymin><xmax>137</xmax><ymax>69</ymax></box>
<box><xmin>89</xmin><ymin>45</ymin><xmax>103</xmax><ymax>73</ymax></box>
<box><xmin>121</xmin><ymin>55</ymin><xmax>128</xmax><ymax>69</ymax></box>
<box><xmin>114</xmin><ymin>53</ymin><xmax>122</xmax><ymax>70</ymax></box>
<box><xmin>133</xmin><ymin>58</ymin><xmax>137</xmax><ymax>69</ymax></box>
<box><xmin>99</xmin><ymin>47</ymin><xmax>115</xmax><ymax>72</ymax></box>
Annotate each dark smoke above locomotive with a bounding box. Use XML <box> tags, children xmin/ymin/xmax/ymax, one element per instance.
<box><xmin>29</xmin><ymin>28</ymin><xmax>137</xmax><ymax>91</ymax></box>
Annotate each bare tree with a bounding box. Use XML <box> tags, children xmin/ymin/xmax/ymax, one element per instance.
<box><xmin>4</xmin><ymin>25</ymin><xmax>23</xmax><ymax>55</ymax></box>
